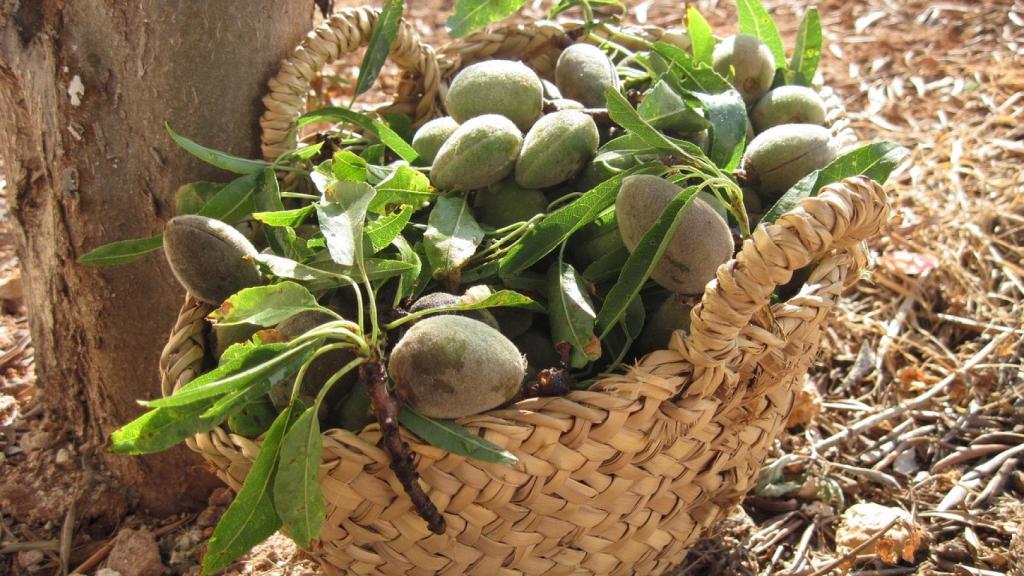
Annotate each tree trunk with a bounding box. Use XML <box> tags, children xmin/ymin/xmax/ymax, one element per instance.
<box><xmin>0</xmin><ymin>0</ymin><xmax>313</xmax><ymax>516</ymax></box>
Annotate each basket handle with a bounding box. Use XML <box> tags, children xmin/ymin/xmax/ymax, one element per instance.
<box><xmin>676</xmin><ymin>175</ymin><xmax>890</xmax><ymax>399</ymax></box>
<box><xmin>259</xmin><ymin>7</ymin><xmax>442</xmax><ymax>161</ymax></box>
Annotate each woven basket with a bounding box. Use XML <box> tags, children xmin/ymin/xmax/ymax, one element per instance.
<box><xmin>159</xmin><ymin>8</ymin><xmax>891</xmax><ymax>575</ymax></box>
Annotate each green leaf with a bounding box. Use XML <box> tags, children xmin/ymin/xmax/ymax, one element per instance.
<box><xmin>605</xmin><ymin>88</ymin><xmax>695</xmax><ymax>157</ymax></box>
<box><xmin>297</xmin><ymin>107</ymin><xmax>418</xmax><ymax>163</ymax></box>
<box><xmin>646</xmin><ymin>43</ymin><xmax>746</xmax><ymax>169</ymax></box>
<box><xmin>789</xmin><ymin>8</ymin><xmax>822</xmax><ymax>86</ymax></box>
<box><xmin>597</xmin><ymin>133</ymin><xmax>660</xmax><ymax>158</ymax></box>
<box><xmin>692</xmin><ymin>90</ymin><xmax>747</xmax><ymax>170</ymax></box>
<box><xmin>144</xmin><ymin>341</ymin><xmax>314</xmax><ymax>408</ymax></box>
<box><xmin>333</xmin><ymin>150</ymin><xmax>369</xmax><ymax>182</ymax></box>
<box><xmin>175</xmin><ymin>181</ymin><xmax>224</xmax><ymax>216</ymax></box>
<box><xmin>198</xmin><ymin>172</ymin><xmax>260</xmax><ymax>224</ymax></box>
<box><xmin>391</xmin><ymin>289</ymin><xmax>542</xmax><ymax>328</ymax></box>
<box><xmin>761</xmin><ymin>142</ymin><xmax>908</xmax><ymax>224</ymax></box>
<box><xmin>109</xmin><ymin>398</ymin><xmax>222</xmax><ymax>455</ymax></box>
<box><xmin>310</xmin><ymin>258</ymin><xmax>416</xmax><ymax>282</ymax></box>
<box><xmin>209</xmin><ymin>282</ymin><xmax>321</xmax><ymax>327</ymax></box>
<box><xmin>687</xmin><ymin>6</ymin><xmax>715</xmax><ymax>66</ymax></box>
<box><xmin>446</xmin><ymin>0</ymin><xmax>529</xmax><ymax>37</ymax></box>
<box><xmin>549</xmin><ymin>0</ymin><xmax>624</xmax><ymax>19</ymax></box>
<box><xmin>637</xmin><ymin>80</ymin><xmax>709</xmax><ymax>132</ymax></box>
<box><xmin>621</xmin><ymin>294</ymin><xmax>645</xmax><ymax>340</ymax></box>
<box><xmin>78</xmin><ymin>234</ymin><xmax>163</xmax><ymax>267</ymax></box>
<box><xmin>582</xmin><ymin>245</ymin><xmax>630</xmax><ymax>283</ymax></box>
<box><xmin>399</xmin><ymin>408</ymin><xmax>517</xmax><ymax>465</ymax></box>
<box><xmin>391</xmin><ymin>236</ymin><xmax>422</xmax><ymax>303</ymax></box>
<box><xmin>369</xmin><ymin>163</ymin><xmax>435</xmax><ymax>213</ymax></box>
<box><xmin>736</xmin><ymin>0</ymin><xmax>786</xmax><ymax>68</ymax></box>
<box><xmin>649</xmin><ymin>42</ymin><xmax>732</xmax><ymax>94</ymax></box>
<box><xmin>596</xmin><ymin>185</ymin><xmax>699</xmax><ymax>337</ymax></box>
<box><xmin>424</xmin><ymin>196</ymin><xmax>484</xmax><ymax>284</ymax></box>
<box><xmin>285</xmin><ymin>141</ymin><xmax>325</xmax><ymax>162</ymax></box>
<box><xmin>253</xmin><ymin>206</ymin><xmax>316</xmax><ymax>228</ymax></box>
<box><xmin>364</xmin><ymin>205</ymin><xmax>413</xmax><ymax>254</ymax></box>
<box><xmin>548</xmin><ymin>260</ymin><xmax>601</xmax><ymax>367</ymax></box>
<box><xmin>317</xmin><ymin>180</ymin><xmax>376</xmax><ymax>267</ymax></box>
<box><xmin>459</xmin><ymin>260</ymin><xmax>501</xmax><ymax>284</ymax></box>
<box><xmin>254</xmin><ymin>254</ymin><xmax>346</xmax><ymax>285</ymax></box>
<box><xmin>202</xmin><ymin>406</ymin><xmax>299</xmax><ymax>575</ymax></box>
<box><xmin>499</xmin><ymin>166</ymin><xmax>662</xmax><ymax>277</ymax></box>
<box><xmin>501</xmin><ymin>270</ymin><xmax>547</xmax><ymax>295</ymax></box>
<box><xmin>166</xmin><ymin>123</ymin><xmax>272</xmax><ymax>174</ymax></box>
<box><xmin>273</xmin><ymin>406</ymin><xmax>325</xmax><ymax>548</ymax></box>
<box><xmin>254</xmin><ymin>168</ymin><xmax>295</xmax><ymax>256</ymax></box>
<box><xmin>360</xmin><ymin>143</ymin><xmax>386</xmax><ymax>165</ymax></box>
<box><xmin>256</xmin><ymin>254</ymin><xmax>414</xmax><ymax>291</ymax></box>
<box><xmin>356</xmin><ymin>0</ymin><xmax>404</xmax><ymax>96</ymax></box>
<box><xmin>603</xmin><ymin>294</ymin><xmax>645</xmax><ymax>373</ymax></box>
<box><xmin>382</xmin><ymin>113</ymin><xmax>414</xmax><ymax>143</ymax></box>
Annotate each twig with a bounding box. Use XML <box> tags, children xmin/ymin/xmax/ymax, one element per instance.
<box><xmin>970</xmin><ymin>432</ymin><xmax>1024</xmax><ymax>446</ymax></box>
<box><xmin>954</xmin><ymin>566</ymin><xmax>1007</xmax><ymax>576</ymax></box>
<box><xmin>859</xmin><ymin>421</ymin><xmax>926</xmax><ymax>465</ymax></box>
<box><xmin>937</xmin><ymin>443</ymin><xmax>1024</xmax><ymax>511</ymax></box>
<box><xmin>814</xmin><ymin>333</ymin><xmax>1010</xmax><ymax>452</ymax></box>
<box><xmin>872</xmin><ymin>436</ymin><xmax>931</xmax><ymax>471</ymax></box>
<box><xmin>933</xmin><ymin>313</ymin><xmax>1023</xmax><ymax>335</ymax></box>
<box><xmin>60</xmin><ymin>500</ymin><xmax>76</xmax><ymax>575</ymax></box>
<box><xmin>971</xmin><ymin>457</ymin><xmax>1018</xmax><ymax>509</ymax></box>
<box><xmin>931</xmin><ymin>444</ymin><xmax>1010</xmax><ymax>473</ymax></box>
<box><xmin>0</xmin><ymin>540</ymin><xmax>60</xmax><ymax>554</ymax></box>
<box><xmin>361</xmin><ymin>361</ymin><xmax>445</xmax><ymax>534</ymax></box>
<box><xmin>805</xmin><ymin>516</ymin><xmax>902</xmax><ymax>576</ymax></box>
<box><xmin>828</xmin><ymin>462</ymin><xmax>901</xmax><ymax>491</ymax></box>
<box><xmin>838</xmin><ymin>342</ymin><xmax>878</xmax><ymax>394</ymax></box>
<box><xmin>874</xmin><ymin>295</ymin><xmax>916</xmax><ymax>377</ymax></box>
<box><xmin>541</xmin><ymin>101</ymin><xmax>612</xmax><ymax>125</ymax></box>
<box><xmin>786</xmin><ymin>523</ymin><xmax>817</xmax><ymax>574</ymax></box>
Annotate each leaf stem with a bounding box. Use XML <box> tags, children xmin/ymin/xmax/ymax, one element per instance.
<box><xmin>312</xmin><ymin>356</ymin><xmax>367</xmax><ymax>407</ymax></box>
<box><xmin>281</xmin><ymin>192</ymin><xmax>321</xmax><ymax>200</ymax></box>
<box><xmin>289</xmin><ymin>341</ymin><xmax>355</xmax><ymax>402</ymax></box>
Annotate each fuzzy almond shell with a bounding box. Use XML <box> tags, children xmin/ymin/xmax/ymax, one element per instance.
<box><xmin>445</xmin><ymin>60</ymin><xmax>543</xmax><ymax>131</ymax></box>
<box><xmin>473</xmin><ymin>180</ymin><xmax>548</xmax><ymax>229</ymax></box>
<box><xmin>713</xmin><ymin>35</ymin><xmax>776</xmax><ymax>105</ymax></box>
<box><xmin>390</xmin><ymin>315</ymin><xmax>526</xmax><ymax>419</ymax></box>
<box><xmin>411</xmin><ymin>116</ymin><xmax>460</xmax><ymax>164</ymax></box>
<box><xmin>163</xmin><ymin>215</ymin><xmax>261</xmax><ymax>305</ymax></box>
<box><xmin>743</xmin><ymin>123</ymin><xmax>836</xmax><ymax>197</ymax></box>
<box><xmin>615</xmin><ymin>175</ymin><xmax>734</xmax><ymax>295</ymax></box>
<box><xmin>555</xmin><ymin>44</ymin><xmax>619</xmax><ymax>108</ymax></box>
<box><xmin>431</xmin><ymin>114</ymin><xmax>523</xmax><ymax>191</ymax></box>
<box><xmin>751</xmin><ymin>86</ymin><xmax>828</xmax><ymax>133</ymax></box>
<box><xmin>634</xmin><ymin>295</ymin><xmax>693</xmax><ymax>356</ymax></box>
<box><xmin>515</xmin><ymin>110</ymin><xmax>599</xmax><ymax>190</ymax></box>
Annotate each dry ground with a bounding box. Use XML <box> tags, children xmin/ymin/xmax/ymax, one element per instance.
<box><xmin>1</xmin><ymin>0</ymin><xmax>1021</xmax><ymax>574</ymax></box>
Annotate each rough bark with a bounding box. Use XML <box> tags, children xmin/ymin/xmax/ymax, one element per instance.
<box><xmin>0</xmin><ymin>0</ymin><xmax>313</xmax><ymax>515</ymax></box>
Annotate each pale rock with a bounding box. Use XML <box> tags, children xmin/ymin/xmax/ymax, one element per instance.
<box><xmin>106</xmin><ymin>528</ymin><xmax>166</xmax><ymax>576</ymax></box>
<box><xmin>836</xmin><ymin>502</ymin><xmax>924</xmax><ymax>565</ymax></box>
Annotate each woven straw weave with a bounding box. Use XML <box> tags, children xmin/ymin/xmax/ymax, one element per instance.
<box><xmin>159</xmin><ymin>9</ymin><xmax>892</xmax><ymax>575</ymax></box>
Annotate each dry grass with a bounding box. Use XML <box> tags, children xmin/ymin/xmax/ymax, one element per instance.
<box><xmin>672</xmin><ymin>1</ymin><xmax>1024</xmax><ymax>574</ymax></box>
